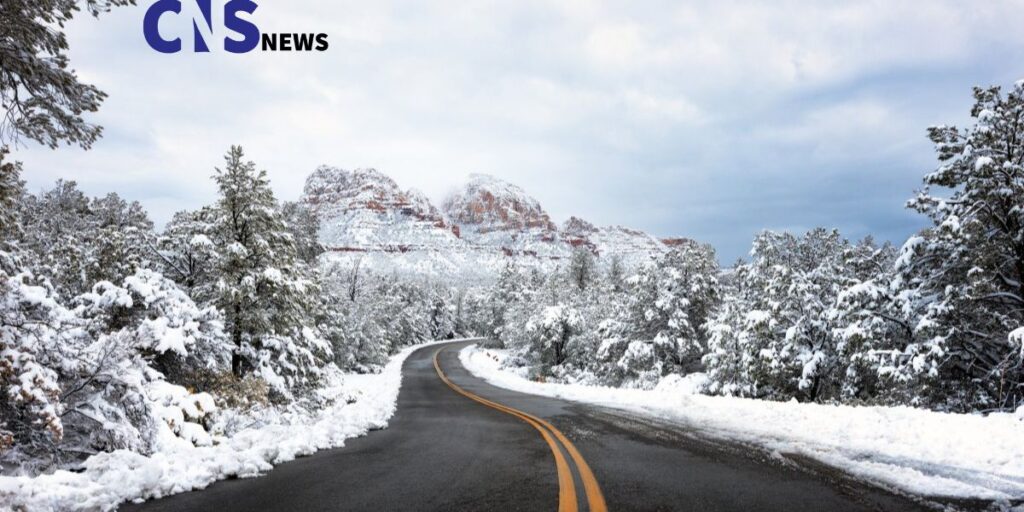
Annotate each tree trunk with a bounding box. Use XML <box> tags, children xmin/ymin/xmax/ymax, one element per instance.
<box><xmin>231</xmin><ymin>303</ymin><xmax>243</xmax><ymax>376</ymax></box>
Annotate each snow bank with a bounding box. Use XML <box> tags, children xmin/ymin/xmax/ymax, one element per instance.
<box><xmin>0</xmin><ymin>339</ymin><xmax>459</xmax><ymax>512</ymax></box>
<box><xmin>460</xmin><ymin>346</ymin><xmax>1024</xmax><ymax>502</ymax></box>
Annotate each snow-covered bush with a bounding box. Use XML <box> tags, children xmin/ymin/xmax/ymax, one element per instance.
<box><xmin>0</xmin><ymin>264</ymin><xmax>218</xmax><ymax>473</ymax></box>
<box><xmin>526</xmin><ymin>304</ymin><xmax>583</xmax><ymax>370</ymax></box>
<box><xmin>74</xmin><ymin>269</ymin><xmax>230</xmax><ymax>371</ymax></box>
<box><xmin>0</xmin><ymin>252</ymin><xmax>66</xmax><ymax>463</ymax></box>
<box><xmin>3</xmin><ymin>268</ymin><xmax>232</xmax><ymax>472</ymax></box>
<box><xmin>703</xmin><ymin>230</ymin><xmax>891</xmax><ymax>403</ymax></box>
<box><xmin>17</xmin><ymin>181</ymin><xmax>155</xmax><ymax>299</ymax></box>
<box><xmin>146</xmin><ymin>381</ymin><xmax>217</xmax><ymax>448</ymax></box>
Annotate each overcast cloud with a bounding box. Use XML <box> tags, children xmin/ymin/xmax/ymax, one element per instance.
<box><xmin>11</xmin><ymin>0</ymin><xmax>1024</xmax><ymax>261</ymax></box>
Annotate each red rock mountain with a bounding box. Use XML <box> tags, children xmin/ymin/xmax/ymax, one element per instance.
<box><xmin>301</xmin><ymin>168</ymin><xmax>675</xmax><ymax>278</ymax></box>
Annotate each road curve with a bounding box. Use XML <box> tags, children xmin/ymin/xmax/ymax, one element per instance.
<box><xmin>124</xmin><ymin>341</ymin><xmax>931</xmax><ymax>512</ymax></box>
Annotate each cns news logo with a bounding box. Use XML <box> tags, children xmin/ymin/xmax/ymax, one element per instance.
<box><xmin>143</xmin><ymin>0</ymin><xmax>328</xmax><ymax>53</ymax></box>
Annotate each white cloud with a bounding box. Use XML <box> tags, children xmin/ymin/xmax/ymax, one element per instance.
<box><xmin>9</xmin><ymin>0</ymin><xmax>1024</xmax><ymax>261</ymax></box>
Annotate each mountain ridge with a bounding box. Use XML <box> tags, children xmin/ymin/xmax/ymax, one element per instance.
<box><xmin>302</xmin><ymin>167</ymin><xmax>677</xmax><ymax>278</ymax></box>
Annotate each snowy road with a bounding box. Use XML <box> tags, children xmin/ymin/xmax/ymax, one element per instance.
<box><xmin>124</xmin><ymin>341</ymin><xmax>932</xmax><ymax>511</ymax></box>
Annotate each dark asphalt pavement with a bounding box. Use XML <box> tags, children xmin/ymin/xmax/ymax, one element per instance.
<box><xmin>123</xmin><ymin>341</ymin><xmax>934</xmax><ymax>512</ymax></box>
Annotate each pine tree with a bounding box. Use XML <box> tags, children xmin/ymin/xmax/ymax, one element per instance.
<box><xmin>87</xmin><ymin>193</ymin><xmax>155</xmax><ymax>288</ymax></box>
<box><xmin>607</xmin><ymin>254</ymin><xmax>626</xmax><ymax>293</ymax></box>
<box><xmin>624</xmin><ymin>242</ymin><xmax>720</xmax><ymax>374</ymax></box>
<box><xmin>0</xmin><ymin>0</ymin><xmax>133</xmax><ymax>148</ymax></box>
<box><xmin>18</xmin><ymin>182</ymin><xmax>155</xmax><ymax>298</ymax></box>
<box><xmin>281</xmin><ymin>201</ymin><xmax>324</xmax><ymax>266</ymax></box>
<box><xmin>489</xmin><ymin>263</ymin><xmax>528</xmax><ymax>341</ymax></box>
<box><xmin>568</xmin><ymin>247</ymin><xmax>596</xmax><ymax>291</ymax></box>
<box><xmin>526</xmin><ymin>305</ymin><xmax>583</xmax><ymax>369</ymax></box>
<box><xmin>704</xmin><ymin>229</ymin><xmax>873</xmax><ymax>402</ymax></box>
<box><xmin>891</xmin><ymin>82</ymin><xmax>1024</xmax><ymax>410</ymax></box>
<box><xmin>155</xmin><ymin>207</ymin><xmax>220</xmax><ymax>299</ymax></box>
<box><xmin>0</xmin><ymin>148</ymin><xmax>24</xmax><ymax>243</ymax></box>
<box><xmin>210</xmin><ymin>146</ymin><xmax>329</xmax><ymax>397</ymax></box>
<box><xmin>0</xmin><ymin>153</ymin><xmax>63</xmax><ymax>454</ymax></box>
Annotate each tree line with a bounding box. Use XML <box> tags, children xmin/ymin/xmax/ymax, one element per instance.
<box><xmin>478</xmin><ymin>83</ymin><xmax>1024</xmax><ymax>414</ymax></box>
<box><xmin>0</xmin><ymin>146</ymin><xmax>472</xmax><ymax>473</ymax></box>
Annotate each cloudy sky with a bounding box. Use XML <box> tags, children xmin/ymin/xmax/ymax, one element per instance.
<box><xmin>12</xmin><ymin>0</ymin><xmax>1024</xmax><ymax>261</ymax></box>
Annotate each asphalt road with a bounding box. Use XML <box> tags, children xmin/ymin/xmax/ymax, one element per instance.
<box><xmin>124</xmin><ymin>340</ymin><xmax>934</xmax><ymax>512</ymax></box>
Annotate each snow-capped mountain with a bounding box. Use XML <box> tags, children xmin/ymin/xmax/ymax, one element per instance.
<box><xmin>302</xmin><ymin>167</ymin><xmax>675</xmax><ymax>279</ymax></box>
<box><xmin>303</xmin><ymin>166</ymin><xmax>462</xmax><ymax>253</ymax></box>
<box><xmin>442</xmin><ymin>173</ymin><xmax>565</xmax><ymax>260</ymax></box>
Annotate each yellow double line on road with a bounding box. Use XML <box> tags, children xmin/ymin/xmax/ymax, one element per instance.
<box><xmin>432</xmin><ymin>347</ymin><xmax>607</xmax><ymax>512</ymax></box>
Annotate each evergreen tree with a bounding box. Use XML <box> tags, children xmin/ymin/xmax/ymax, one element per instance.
<box><xmin>607</xmin><ymin>254</ymin><xmax>626</xmax><ymax>293</ymax></box>
<box><xmin>0</xmin><ymin>148</ymin><xmax>24</xmax><ymax>243</ymax></box>
<box><xmin>155</xmin><ymin>207</ymin><xmax>220</xmax><ymax>299</ymax></box>
<box><xmin>210</xmin><ymin>146</ymin><xmax>329</xmax><ymax>396</ymax></box>
<box><xmin>526</xmin><ymin>305</ymin><xmax>583</xmax><ymax>369</ymax></box>
<box><xmin>281</xmin><ymin>201</ymin><xmax>324</xmax><ymax>266</ymax></box>
<box><xmin>704</xmin><ymin>229</ymin><xmax>875</xmax><ymax>402</ymax></box>
<box><xmin>624</xmin><ymin>242</ymin><xmax>720</xmax><ymax>374</ymax></box>
<box><xmin>87</xmin><ymin>192</ymin><xmax>155</xmax><ymax>287</ymax></box>
<box><xmin>0</xmin><ymin>0</ymin><xmax>133</xmax><ymax>148</ymax></box>
<box><xmin>18</xmin><ymin>181</ymin><xmax>154</xmax><ymax>298</ymax></box>
<box><xmin>568</xmin><ymin>247</ymin><xmax>596</xmax><ymax>291</ymax></box>
<box><xmin>889</xmin><ymin>82</ymin><xmax>1024</xmax><ymax>410</ymax></box>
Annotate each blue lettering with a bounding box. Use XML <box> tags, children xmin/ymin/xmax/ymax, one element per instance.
<box><xmin>143</xmin><ymin>0</ymin><xmax>183</xmax><ymax>54</ymax></box>
<box><xmin>224</xmin><ymin>0</ymin><xmax>260</xmax><ymax>54</ymax></box>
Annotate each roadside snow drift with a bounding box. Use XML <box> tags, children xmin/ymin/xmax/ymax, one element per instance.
<box><xmin>0</xmin><ymin>339</ymin><xmax>458</xmax><ymax>512</ymax></box>
<box><xmin>460</xmin><ymin>346</ymin><xmax>1024</xmax><ymax>503</ymax></box>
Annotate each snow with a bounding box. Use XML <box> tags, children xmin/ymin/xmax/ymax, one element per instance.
<box><xmin>1011</xmin><ymin>327</ymin><xmax>1024</xmax><ymax>358</ymax></box>
<box><xmin>0</xmin><ymin>339</ymin><xmax>461</xmax><ymax>512</ymax></box>
<box><xmin>975</xmin><ymin>156</ymin><xmax>995</xmax><ymax>170</ymax></box>
<box><xmin>895</xmin><ymin>235</ymin><xmax>925</xmax><ymax>270</ymax></box>
<box><xmin>189</xmin><ymin>234</ymin><xmax>213</xmax><ymax>248</ymax></box>
<box><xmin>262</xmin><ymin>267</ymin><xmax>283</xmax><ymax>283</ymax></box>
<box><xmin>460</xmin><ymin>345</ymin><xmax>1024</xmax><ymax>501</ymax></box>
<box><xmin>307</xmin><ymin>166</ymin><xmax>668</xmax><ymax>281</ymax></box>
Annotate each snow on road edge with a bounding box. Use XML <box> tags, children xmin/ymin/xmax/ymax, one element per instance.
<box><xmin>460</xmin><ymin>345</ymin><xmax>1024</xmax><ymax>503</ymax></box>
<box><xmin>0</xmin><ymin>338</ymin><xmax>472</xmax><ymax>512</ymax></box>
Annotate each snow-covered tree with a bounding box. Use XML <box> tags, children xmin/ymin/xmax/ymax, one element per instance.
<box><xmin>704</xmin><ymin>230</ymin><xmax>888</xmax><ymax>403</ymax></box>
<box><xmin>624</xmin><ymin>242</ymin><xmax>720</xmax><ymax>374</ymax></box>
<box><xmin>155</xmin><ymin>207</ymin><xmax>220</xmax><ymax>300</ymax></box>
<box><xmin>0</xmin><ymin>0</ymin><xmax>132</xmax><ymax>148</ymax></box>
<box><xmin>568</xmin><ymin>247</ymin><xmax>596</xmax><ymax>291</ymax></box>
<box><xmin>0</xmin><ymin>148</ymin><xmax>24</xmax><ymax>242</ymax></box>
<box><xmin>18</xmin><ymin>181</ymin><xmax>154</xmax><ymax>298</ymax></box>
<box><xmin>0</xmin><ymin>251</ymin><xmax>65</xmax><ymax>459</ymax></box>
<box><xmin>281</xmin><ymin>201</ymin><xmax>324</xmax><ymax>266</ymax></box>
<box><xmin>607</xmin><ymin>254</ymin><xmax>626</xmax><ymax>293</ymax></box>
<box><xmin>210</xmin><ymin>146</ymin><xmax>329</xmax><ymax>398</ymax></box>
<box><xmin>526</xmin><ymin>304</ymin><xmax>583</xmax><ymax>369</ymax></box>
<box><xmin>883</xmin><ymin>83</ymin><xmax>1024</xmax><ymax>410</ymax></box>
<box><xmin>87</xmin><ymin>193</ymin><xmax>155</xmax><ymax>288</ymax></box>
<box><xmin>488</xmin><ymin>263</ymin><xmax>530</xmax><ymax>342</ymax></box>
<box><xmin>703</xmin><ymin>296</ymin><xmax>757</xmax><ymax>397</ymax></box>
